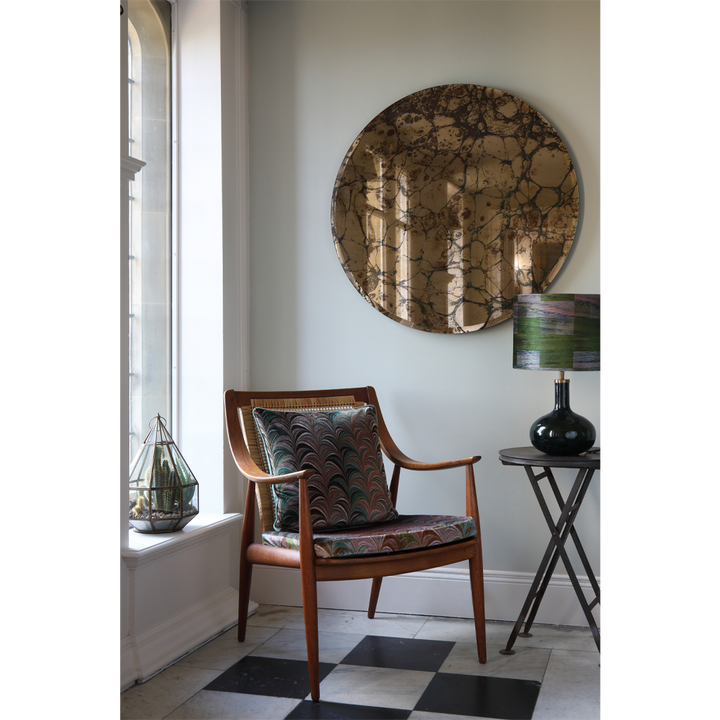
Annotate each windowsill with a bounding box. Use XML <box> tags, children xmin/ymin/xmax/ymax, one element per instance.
<box><xmin>122</xmin><ymin>513</ymin><xmax>242</xmax><ymax>566</ymax></box>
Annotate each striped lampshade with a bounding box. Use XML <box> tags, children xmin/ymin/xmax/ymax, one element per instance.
<box><xmin>513</xmin><ymin>294</ymin><xmax>600</xmax><ymax>371</ymax></box>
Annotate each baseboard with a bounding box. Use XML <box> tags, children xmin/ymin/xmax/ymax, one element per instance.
<box><xmin>251</xmin><ymin>565</ymin><xmax>600</xmax><ymax>628</ymax></box>
<box><xmin>120</xmin><ymin>636</ymin><xmax>137</xmax><ymax>691</ymax></box>
<box><xmin>121</xmin><ymin>587</ymin><xmax>239</xmax><ymax>689</ymax></box>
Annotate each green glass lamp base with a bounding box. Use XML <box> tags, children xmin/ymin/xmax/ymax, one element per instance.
<box><xmin>530</xmin><ymin>380</ymin><xmax>596</xmax><ymax>456</ymax></box>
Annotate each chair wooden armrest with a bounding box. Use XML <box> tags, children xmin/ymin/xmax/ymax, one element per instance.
<box><xmin>238</xmin><ymin>464</ymin><xmax>311</xmax><ymax>486</ymax></box>
<box><xmin>387</xmin><ymin>452</ymin><xmax>482</xmax><ymax>472</ymax></box>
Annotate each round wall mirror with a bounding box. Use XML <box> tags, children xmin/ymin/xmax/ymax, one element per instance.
<box><xmin>331</xmin><ymin>84</ymin><xmax>580</xmax><ymax>333</ymax></box>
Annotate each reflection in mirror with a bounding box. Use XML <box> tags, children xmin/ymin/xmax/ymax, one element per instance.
<box><xmin>331</xmin><ymin>85</ymin><xmax>579</xmax><ymax>333</ymax></box>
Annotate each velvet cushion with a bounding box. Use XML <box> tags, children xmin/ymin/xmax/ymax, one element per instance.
<box><xmin>252</xmin><ymin>405</ymin><xmax>398</xmax><ymax>532</ymax></box>
<box><xmin>261</xmin><ymin>514</ymin><xmax>477</xmax><ymax>558</ymax></box>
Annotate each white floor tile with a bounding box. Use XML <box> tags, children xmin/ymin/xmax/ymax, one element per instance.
<box><xmin>440</xmin><ymin>641</ymin><xmax>551</xmax><ymax>682</ymax></box>
<box><xmin>175</xmin><ymin>625</ymin><xmax>281</xmax><ymax>672</ymax></box>
<box><xmin>532</xmin><ymin>649</ymin><xmax>600</xmax><ymax>720</ymax></box>
<box><xmin>165</xmin><ymin>690</ymin><xmax>301</xmax><ymax>720</ymax></box>
<box><xmin>249</xmin><ymin>627</ymin><xmax>365</xmax><ymax>663</ymax></box>
<box><xmin>121</xmin><ymin>666</ymin><xmax>223</xmax><ymax>720</ymax></box>
<box><xmin>317</xmin><ymin>607</ymin><xmax>428</xmax><ymax>638</ymax></box>
<box><xmin>248</xmin><ymin>603</ymin><xmax>428</xmax><ymax>638</ymax></box>
<box><xmin>504</xmin><ymin>623</ymin><xmax>598</xmax><ymax>653</ymax></box>
<box><xmin>319</xmin><ymin>664</ymin><xmax>434</xmax><ymax>710</ymax></box>
<box><xmin>247</xmin><ymin>604</ymin><xmax>306</xmax><ymax>629</ymax></box>
<box><xmin>417</xmin><ymin>617</ymin><xmax>513</xmax><ymax>644</ymax></box>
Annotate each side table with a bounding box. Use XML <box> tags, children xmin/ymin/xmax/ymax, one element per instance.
<box><xmin>498</xmin><ymin>446</ymin><xmax>600</xmax><ymax>654</ymax></box>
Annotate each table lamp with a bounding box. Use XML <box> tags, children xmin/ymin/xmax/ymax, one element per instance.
<box><xmin>513</xmin><ymin>294</ymin><xmax>600</xmax><ymax>455</ymax></box>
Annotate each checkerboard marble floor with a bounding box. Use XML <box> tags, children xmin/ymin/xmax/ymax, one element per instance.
<box><xmin>121</xmin><ymin>605</ymin><xmax>599</xmax><ymax>720</ymax></box>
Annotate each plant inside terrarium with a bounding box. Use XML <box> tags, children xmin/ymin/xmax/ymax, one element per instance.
<box><xmin>129</xmin><ymin>415</ymin><xmax>199</xmax><ymax>533</ymax></box>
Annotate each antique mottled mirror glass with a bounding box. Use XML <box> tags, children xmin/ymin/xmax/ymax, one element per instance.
<box><xmin>331</xmin><ymin>84</ymin><xmax>579</xmax><ymax>333</ymax></box>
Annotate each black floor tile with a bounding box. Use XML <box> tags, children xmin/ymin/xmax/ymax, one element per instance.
<box><xmin>415</xmin><ymin>672</ymin><xmax>541</xmax><ymax>720</ymax></box>
<box><xmin>339</xmin><ymin>635</ymin><xmax>455</xmax><ymax>672</ymax></box>
<box><xmin>285</xmin><ymin>700</ymin><xmax>411</xmax><ymax>719</ymax></box>
<box><xmin>205</xmin><ymin>656</ymin><xmax>336</xmax><ymax>699</ymax></box>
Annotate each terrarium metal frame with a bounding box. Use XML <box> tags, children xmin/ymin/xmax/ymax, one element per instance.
<box><xmin>128</xmin><ymin>415</ymin><xmax>199</xmax><ymax>533</ymax></box>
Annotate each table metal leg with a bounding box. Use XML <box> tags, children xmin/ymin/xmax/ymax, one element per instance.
<box><xmin>501</xmin><ymin>464</ymin><xmax>600</xmax><ymax>654</ymax></box>
<box><xmin>546</xmin><ymin>470</ymin><xmax>601</xmax><ymax>651</ymax></box>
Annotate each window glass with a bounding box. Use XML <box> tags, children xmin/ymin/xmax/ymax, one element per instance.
<box><xmin>127</xmin><ymin>0</ymin><xmax>172</xmax><ymax>461</ymax></box>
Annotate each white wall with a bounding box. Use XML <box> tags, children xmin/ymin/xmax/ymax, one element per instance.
<box><xmin>247</xmin><ymin>0</ymin><xmax>600</xmax><ymax>581</ymax></box>
<box><xmin>175</xmin><ymin>0</ymin><xmax>248</xmax><ymax>514</ymax></box>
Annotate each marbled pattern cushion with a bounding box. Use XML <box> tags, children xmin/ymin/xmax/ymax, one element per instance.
<box><xmin>252</xmin><ymin>405</ymin><xmax>398</xmax><ymax>532</ymax></box>
<box><xmin>262</xmin><ymin>515</ymin><xmax>477</xmax><ymax>558</ymax></box>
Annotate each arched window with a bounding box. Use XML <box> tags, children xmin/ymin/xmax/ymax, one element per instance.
<box><xmin>127</xmin><ymin>0</ymin><xmax>172</xmax><ymax>461</ymax></box>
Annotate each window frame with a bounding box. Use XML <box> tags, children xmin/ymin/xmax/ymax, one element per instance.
<box><xmin>126</xmin><ymin>0</ymin><xmax>175</xmax><ymax>463</ymax></box>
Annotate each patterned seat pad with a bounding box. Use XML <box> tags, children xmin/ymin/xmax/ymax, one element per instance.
<box><xmin>262</xmin><ymin>514</ymin><xmax>476</xmax><ymax>559</ymax></box>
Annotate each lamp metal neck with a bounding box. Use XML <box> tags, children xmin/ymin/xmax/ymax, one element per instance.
<box><xmin>554</xmin><ymin>377</ymin><xmax>571</xmax><ymax>411</ymax></box>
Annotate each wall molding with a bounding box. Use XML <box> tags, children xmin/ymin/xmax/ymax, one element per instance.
<box><xmin>121</xmin><ymin>586</ymin><xmax>239</xmax><ymax>689</ymax></box>
<box><xmin>251</xmin><ymin>564</ymin><xmax>600</xmax><ymax>629</ymax></box>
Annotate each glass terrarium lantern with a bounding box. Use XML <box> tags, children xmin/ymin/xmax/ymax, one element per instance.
<box><xmin>129</xmin><ymin>415</ymin><xmax>199</xmax><ymax>533</ymax></box>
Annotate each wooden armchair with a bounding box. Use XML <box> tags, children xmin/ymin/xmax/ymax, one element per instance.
<box><xmin>224</xmin><ymin>386</ymin><xmax>486</xmax><ymax>702</ymax></box>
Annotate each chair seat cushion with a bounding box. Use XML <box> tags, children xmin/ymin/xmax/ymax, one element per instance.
<box><xmin>261</xmin><ymin>514</ymin><xmax>477</xmax><ymax>558</ymax></box>
<box><xmin>252</xmin><ymin>405</ymin><xmax>398</xmax><ymax>532</ymax></box>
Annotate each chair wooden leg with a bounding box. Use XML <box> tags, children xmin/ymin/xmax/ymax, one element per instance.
<box><xmin>300</xmin><ymin>564</ymin><xmax>320</xmax><ymax>702</ymax></box>
<box><xmin>468</xmin><ymin>547</ymin><xmax>487</xmax><ymax>663</ymax></box>
<box><xmin>465</xmin><ymin>463</ymin><xmax>487</xmax><ymax>663</ymax></box>
<box><xmin>297</xmin><ymin>475</ymin><xmax>321</xmax><ymax>700</ymax></box>
<box><xmin>238</xmin><ymin>480</ymin><xmax>256</xmax><ymax>642</ymax></box>
<box><xmin>237</xmin><ymin>555</ymin><xmax>253</xmax><ymax>642</ymax></box>
<box><xmin>368</xmin><ymin>577</ymin><xmax>383</xmax><ymax>618</ymax></box>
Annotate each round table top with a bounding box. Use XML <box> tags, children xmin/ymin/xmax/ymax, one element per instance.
<box><xmin>499</xmin><ymin>446</ymin><xmax>600</xmax><ymax>469</ymax></box>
